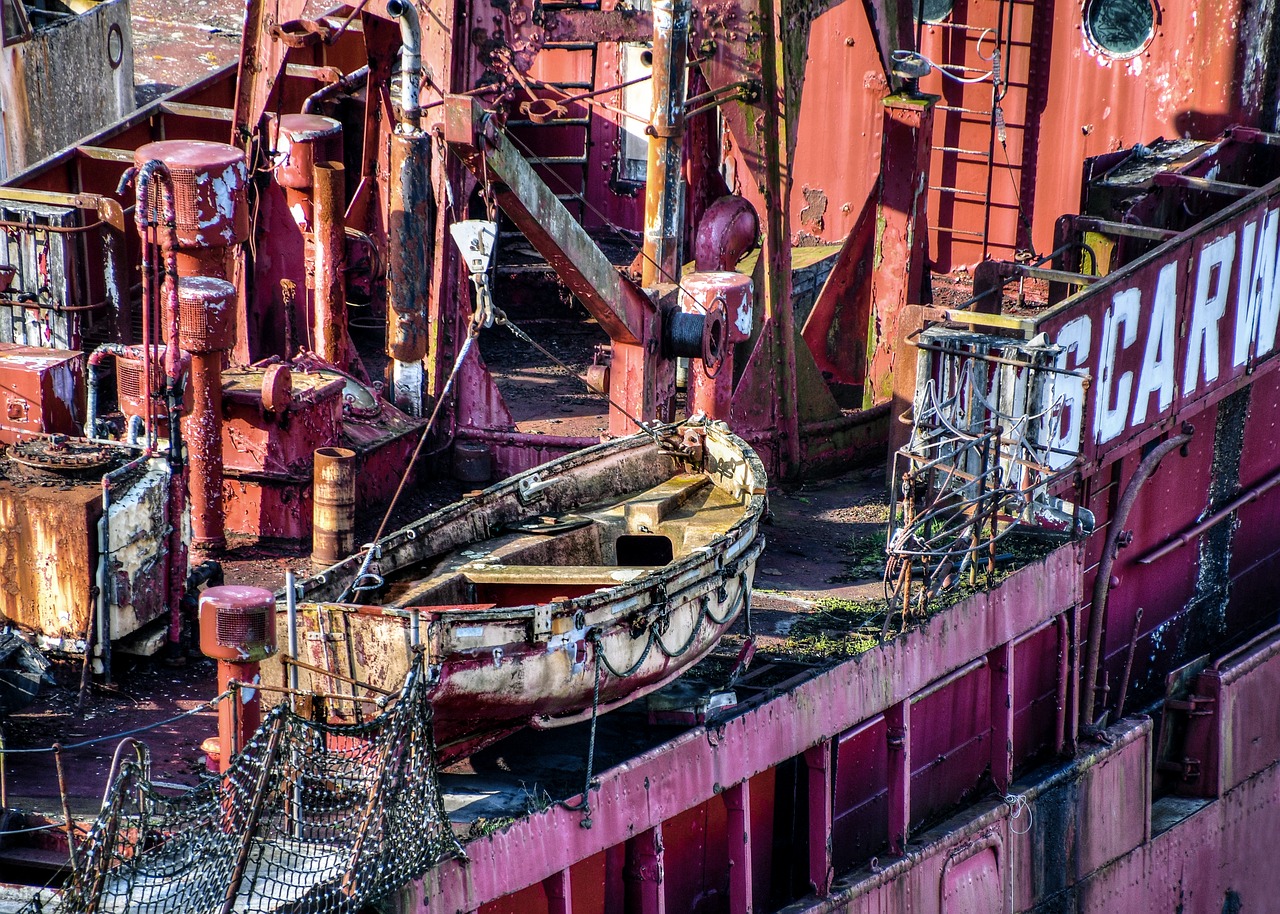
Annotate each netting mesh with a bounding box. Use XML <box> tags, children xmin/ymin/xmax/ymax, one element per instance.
<box><xmin>45</xmin><ymin>658</ymin><xmax>461</xmax><ymax>914</ymax></box>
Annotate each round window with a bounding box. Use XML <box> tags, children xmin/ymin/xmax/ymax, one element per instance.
<box><xmin>106</xmin><ymin>23</ymin><xmax>125</xmax><ymax>69</ymax></box>
<box><xmin>1084</xmin><ymin>0</ymin><xmax>1156</xmax><ymax>57</ymax></box>
<box><xmin>912</xmin><ymin>0</ymin><xmax>954</xmax><ymax>23</ymax></box>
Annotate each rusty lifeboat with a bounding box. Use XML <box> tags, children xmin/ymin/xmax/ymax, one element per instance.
<box><xmin>276</xmin><ymin>418</ymin><xmax>766</xmax><ymax>761</ymax></box>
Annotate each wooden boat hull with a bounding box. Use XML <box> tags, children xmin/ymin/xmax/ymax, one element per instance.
<box><xmin>277</xmin><ymin>420</ymin><xmax>767</xmax><ymax>761</ymax></box>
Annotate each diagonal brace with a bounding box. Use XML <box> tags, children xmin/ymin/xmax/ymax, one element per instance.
<box><xmin>444</xmin><ymin>95</ymin><xmax>655</xmax><ymax>345</ymax></box>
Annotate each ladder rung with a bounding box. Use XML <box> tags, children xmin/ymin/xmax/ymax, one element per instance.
<box><xmin>933</xmin><ymin>226</ymin><xmax>986</xmax><ymax>238</ymax></box>
<box><xmin>927</xmin><ymin>20</ymin><xmax>1003</xmax><ymax>31</ymax></box>
<box><xmin>545</xmin><ymin>81</ymin><xmax>592</xmax><ymax>90</ymax></box>
<box><xmin>937</xmin><ymin>105</ymin><xmax>993</xmax><ymax>116</ymax></box>
<box><xmin>936</xmin><ymin>146</ymin><xmax>990</xmax><ymax>157</ymax></box>
<box><xmin>932</xmin><ymin>186</ymin><xmax>988</xmax><ymax>198</ymax></box>
<box><xmin>530</xmin><ymin>155</ymin><xmax>590</xmax><ymax>165</ymax></box>
<box><xmin>543</xmin><ymin>42</ymin><xmax>596</xmax><ymax>50</ymax></box>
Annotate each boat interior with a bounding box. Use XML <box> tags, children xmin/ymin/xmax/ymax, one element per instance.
<box><xmin>381</xmin><ymin>473</ymin><xmax>748</xmax><ymax>608</ymax></box>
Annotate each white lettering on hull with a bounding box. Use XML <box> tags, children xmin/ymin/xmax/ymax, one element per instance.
<box><xmin>1050</xmin><ymin>205</ymin><xmax>1280</xmax><ymax>458</ymax></box>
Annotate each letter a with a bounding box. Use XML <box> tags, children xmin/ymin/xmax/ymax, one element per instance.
<box><xmin>1133</xmin><ymin>262</ymin><xmax>1178</xmax><ymax>424</ymax></box>
<box><xmin>1183</xmin><ymin>233</ymin><xmax>1236</xmax><ymax>396</ymax></box>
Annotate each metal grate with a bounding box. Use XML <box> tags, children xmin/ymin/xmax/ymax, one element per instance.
<box><xmin>216</xmin><ymin>607</ymin><xmax>271</xmax><ymax>647</ymax></box>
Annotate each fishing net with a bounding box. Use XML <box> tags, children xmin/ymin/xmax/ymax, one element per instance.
<box><xmin>44</xmin><ymin>657</ymin><xmax>460</xmax><ymax>914</ymax></box>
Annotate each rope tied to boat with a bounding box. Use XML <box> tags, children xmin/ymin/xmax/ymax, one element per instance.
<box><xmin>338</xmin><ymin>330</ymin><xmax>478</xmax><ymax>603</ymax></box>
<box><xmin>558</xmin><ymin>632</ymin><xmax>604</xmax><ymax>828</ymax></box>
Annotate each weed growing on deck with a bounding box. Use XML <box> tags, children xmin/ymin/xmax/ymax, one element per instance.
<box><xmin>780</xmin><ymin>598</ymin><xmax>882</xmax><ymax>662</ymax></box>
<box><xmin>778</xmin><ymin>531</ymin><xmax>1069</xmax><ymax>664</ymax></box>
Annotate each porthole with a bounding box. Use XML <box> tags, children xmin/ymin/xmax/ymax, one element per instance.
<box><xmin>107</xmin><ymin>23</ymin><xmax>124</xmax><ymax>69</ymax></box>
<box><xmin>912</xmin><ymin>0</ymin><xmax>954</xmax><ymax>23</ymax></box>
<box><xmin>1084</xmin><ymin>0</ymin><xmax>1156</xmax><ymax>58</ymax></box>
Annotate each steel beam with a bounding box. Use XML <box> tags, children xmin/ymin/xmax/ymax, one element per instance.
<box><xmin>444</xmin><ymin>95</ymin><xmax>653</xmax><ymax>345</ymax></box>
<box><xmin>444</xmin><ymin>94</ymin><xmax>669</xmax><ymax>434</ymax></box>
<box><xmin>886</xmin><ymin>700</ymin><xmax>910</xmax><ymax>855</ymax></box>
<box><xmin>625</xmin><ymin>826</ymin><xmax>666</xmax><ymax>914</ymax></box>
<box><xmin>545</xmin><ymin>868</ymin><xmax>572</xmax><ymax>914</ymax></box>
<box><xmin>805</xmin><ymin>741</ymin><xmax>834</xmax><ymax>896</ymax></box>
<box><xmin>231</xmin><ymin>0</ymin><xmax>309</xmax><ymax>137</ymax></box>
<box><xmin>641</xmin><ymin>0</ymin><xmax>690</xmax><ymax>287</ymax></box>
<box><xmin>990</xmin><ymin>642</ymin><xmax>1014</xmax><ymax>792</ymax></box>
<box><xmin>866</xmin><ymin>92</ymin><xmax>936</xmax><ymax>408</ymax></box>
<box><xmin>725</xmin><ymin>781</ymin><xmax>754</xmax><ymax>914</ymax></box>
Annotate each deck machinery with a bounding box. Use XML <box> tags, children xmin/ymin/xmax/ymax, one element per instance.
<box><xmin>1</xmin><ymin>0</ymin><xmax>1280</xmax><ymax>909</ymax></box>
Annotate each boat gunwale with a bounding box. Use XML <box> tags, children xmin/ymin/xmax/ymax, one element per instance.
<box><xmin>285</xmin><ymin>420</ymin><xmax>768</xmax><ymax>622</ymax></box>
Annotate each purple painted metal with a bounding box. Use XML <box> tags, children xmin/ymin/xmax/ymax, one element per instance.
<box><xmin>1080</xmin><ymin>431</ymin><xmax>1191</xmax><ymax>730</ymax></box>
<box><xmin>940</xmin><ymin>836</ymin><xmax>1003</xmax><ymax>913</ymax></box>
<box><xmin>988</xmin><ymin>642</ymin><xmax>1013</xmax><ymax>793</ymax></box>
<box><xmin>1036</xmin><ymin>167</ymin><xmax>1280</xmax><ymax>470</ymax></box>
<box><xmin>420</xmin><ymin>543</ymin><xmax>1082</xmax><ymax>910</ymax></box>
<box><xmin>626</xmin><ymin>827</ymin><xmax>665</xmax><ymax>914</ymax></box>
<box><xmin>725</xmin><ymin>780</ymin><xmax>753</xmax><ymax>914</ymax></box>
<box><xmin>805</xmin><ymin>741</ymin><xmax>834</xmax><ymax>896</ymax></box>
<box><xmin>1180</xmin><ymin>626</ymin><xmax>1280</xmax><ymax>798</ymax></box>
<box><xmin>885</xmin><ymin>700</ymin><xmax>909</xmax><ymax>856</ymax></box>
<box><xmin>693</xmin><ymin>196</ymin><xmax>758</xmax><ymax>273</ymax></box>
<box><xmin>545</xmin><ymin>868</ymin><xmax>571</xmax><ymax>914</ymax></box>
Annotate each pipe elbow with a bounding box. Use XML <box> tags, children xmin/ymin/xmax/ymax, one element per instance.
<box><xmin>387</xmin><ymin>0</ymin><xmax>422</xmax><ymax>127</ymax></box>
<box><xmin>694</xmin><ymin>195</ymin><xmax>759</xmax><ymax>273</ymax></box>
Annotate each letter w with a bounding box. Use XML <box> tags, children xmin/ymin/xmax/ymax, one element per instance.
<box><xmin>1233</xmin><ymin>208</ymin><xmax>1280</xmax><ymax>367</ymax></box>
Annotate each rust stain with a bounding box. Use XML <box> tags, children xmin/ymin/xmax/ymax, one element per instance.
<box><xmin>799</xmin><ymin>184</ymin><xmax>827</xmax><ymax>233</ymax></box>
<box><xmin>0</xmin><ymin>480</ymin><xmax>100</xmax><ymax>639</ymax></box>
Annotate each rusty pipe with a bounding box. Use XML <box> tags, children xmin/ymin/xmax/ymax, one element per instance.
<box><xmin>1138</xmin><ymin>466</ymin><xmax>1280</xmax><ymax>565</ymax></box>
<box><xmin>694</xmin><ymin>196</ymin><xmax>758</xmax><ymax>272</ymax></box>
<box><xmin>85</xmin><ymin>343</ymin><xmax>133</xmax><ymax>438</ymax></box>
<box><xmin>1054</xmin><ymin>612</ymin><xmax>1069</xmax><ymax>754</ymax></box>
<box><xmin>151</xmin><ymin>169</ymin><xmax>189</xmax><ymax>644</ymax></box>
<box><xmin>187</xmin><ymin>350</ymin><xmax>225</xmax><ymax>550</ymax></box>
<box><xmin>640</xmin><ymin>0</ymin><xmax>690</xmax><ymax>287</ymax></box>
<box><xmin>387</xmin><ymin>132</ymin><xmax>431</xmax><ymax>414</ymax></box>
<box><xmin>312</xmin><ymin>161</ymin><xmax>348</xmax><ymax>367</ymax></box>
<box><xmin>127</xmin><ymin>160</ymin><xmax>188</xmax><ymax>644</ymax></box>
<box><xmin>118</xmin><ymin>167</ymin><xmax>155</xmax><ymax>446</ymax></box>
<box><xmin>1080</xmin><ymin>431</ymin><xmax>1191</xmax><ymax>732</ymax></box>
<box><xmin>130</xmin><ymin>161</ymin><xmax>182</xmax><ymax>389</ymax></box>
<box><xmin>123</xmin><ymin>162</ymin><xmax>183</xmax><ymax>449</ymax></box>
<box><xmin>312</xmin><ymin>447</ymin><xmax>357</xmax><ymax>566</ymax></box>
<box><xmin>1114</xmin><ymin>606</ymin><xmax>1143</xmax><ymax>720</ymax></box>
<box><xmin>386</xmin><ymin>0</ymin><xmax>422</xmax><ymax>129</ymax></box>
<box><xmin>302</xmin><ymin>64</ymin><xmax>369</xmax><ymax>114</ymax></box>
<box><xmin>53</xmin><ymin>745</ymin><xmax>77</xmax><ymax>869</ymax></box>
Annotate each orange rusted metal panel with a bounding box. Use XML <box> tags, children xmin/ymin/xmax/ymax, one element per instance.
<box><xmin>0</xmin><ymin>479</ymin><xmax>99</xmax><ymax>640</ymax></box>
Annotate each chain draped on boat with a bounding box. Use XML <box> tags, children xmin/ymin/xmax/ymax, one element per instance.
<box><xmin>42</xmin><ymin>656</ymin><xmax>461</xmax><ymax>914</ymax></box>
